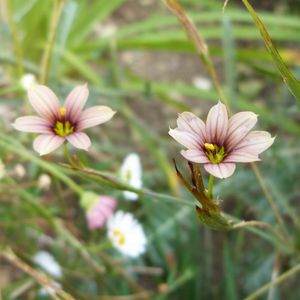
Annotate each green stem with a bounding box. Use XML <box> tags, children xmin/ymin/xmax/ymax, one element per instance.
<box><xmin>40</xmin><ymin>0</ymin><xmax>64</xmax><ymax>84</ymax></box>
<box><xmin>207</xmin><ymin>175</ymin><xmax>214</xmax><ymax>199</ymax></box>
<box><xmin>63</xmin><ymin>143</ymin><xmax>74</xmax><ymax>166</ymax></box>
<box><xmin>244</xmin><ymin>262</ymin><xmax>300</xmax><ymax>300</ymax></box>
<box><xmin>6</xmin><ymin>0</ymin><xmax>24</xmax><ymax>77</ymax></box>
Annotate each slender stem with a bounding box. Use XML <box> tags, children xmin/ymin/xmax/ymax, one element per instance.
<box><xmin>207</xmin><ymin>175</ymin><xmax>214</xmax><ymax>199</ymax></box>
<box><xmin>40</xmin><ymin>0</ymin><xmax>64</xmax><ymax>84</ymax></box>
<box><xmin>5</xmin><ymin>0</ymin><xmax>24</xmax><ymax>77</ymax></box>
<box><xmin>63</xmin><ymin>143</ymin><xmax>74</xmax><ymax>165</ymax></box>
<box><xmin>244</xmin><ymin>262</ymin><xmax>300</xmax><ymax>300</ymax></box>
<box><xmin>251</xmin><ymin>163</ymin><xmax>288</xmax><ymax>236</ymax></box>
<box><xmin>0</xmin><ymin>247</ymin><xmax>75</xmax><ymax>300</ymax></box>
<box><xmin>232</xmin><ymin>221</ymin><xmax>290</xmax><ymax>247</ymax></box>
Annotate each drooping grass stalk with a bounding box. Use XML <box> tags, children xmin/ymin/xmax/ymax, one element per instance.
<box><xmin>163</xmin><ymin>0</ymin><xmax>287</xmax><ymax>235</ymax></box>
<box><xmin>244</xmin><ymin>262</ymin><xmax>300</xmax><ymax>300</ymax></box>
<box><xmin>5</xmin><ymin>0</ymin><xmax>24</xmax><ymax>77</ymax></box>
<box><xmin>40</xmin><ymin>0</ymin><xmax>64</xmax><ymax>84</ymax></box>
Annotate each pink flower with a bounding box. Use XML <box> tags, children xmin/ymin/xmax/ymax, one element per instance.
<box><xmin>12</xmin><ymin>84</ymin><xmax>116</xmax><ymax>155</ymax></box>
<box><xmin>86</xmin><ymin>196</ymin><xmax>117</xmax><ymax>230</ymax></box>
<box><xmin>169</xmin><ymin>102</ymin><xmax>275</xmax><ymax>179</ymax></box>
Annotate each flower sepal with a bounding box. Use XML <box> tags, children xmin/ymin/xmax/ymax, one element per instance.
<box><xmin>173</xmin><ymin>160</ymin><xmax>233</xmax><ymax>231</ymax></box>
<box><xmin>195</xmin><ymin>206</ymin><xmax>233</xmax><ymax>231</ymax></box>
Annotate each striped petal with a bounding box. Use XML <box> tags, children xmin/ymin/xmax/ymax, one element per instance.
<box><xmin>33</xmin><ymin>134</ymin><xmax>65</xmax><ymax>156</ymax></box>
<box><xmin>64</xmin><ymin>84</ymin><xmax>89</xmax><ymax>123</ymax></box>
<box><xmin>169</xmin><ymin>128</ymin><xmax>200</xmax><ymax>149</ymax></box>
<box><xmin>205</xmin><ymin>101</ymin><xmax>228</xmax><ymax>145</ymax></box>
<box><xmin>204</xmin><ymin>163</ymin><xmax>236</xmax><ymax>179</ymax></box>
<box><xmin>12</xmin><ymin>116</ymin><xmax>52</xmax><ymax>134</ymax></box>
<box><xmin>225</xmin><ymin>151</ymin><xmax>260</xmax><ymax>163</ymax></box>
<box><xmin>226</xmin><ymin>112</ymin><xmax>257</xmax><ymax>150</ymax></box>
<box><xmin>28</xmin><ymin>85</ymin><xmax>60</xmax><ymax>121</ymax></box>
<box><xmin>77</xmin><ymin>106</ymin><xmax>116</xmax><ymax>131</ymax></box>
<box><xmin>181</xmin><ymin>149</ymin><xmax>209</xmax><ymax>163</ymax></box>
<box><xmin>176</xmin><ymin>112</ymin><xmax>206</xmax><ymax>144</ymax></box>
<box><xmin>66</xmin><ymin>132</ymin><xmax>91</xmax><ymax>151</ymax></box>
<box><xmin>234</xmin><ymin>131</ymin><xmax>275</xmax><ymax>155</ymax></box>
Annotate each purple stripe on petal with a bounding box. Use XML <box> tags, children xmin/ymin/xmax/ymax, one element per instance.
<box><xmin>33</xmin><ymin>134</ymin><xmax>65</xmax><ymax>156</ymax></box>
<box><xmin>64</xmin><ymin>84</ymin><xmax>89</xmax><ymax>123</ymax></box>
<box><xmin>66</xmin><ymin>132</ymin><xmax>91</xmax><ymax>151</ymax></box>
<box><xmin>12</xmin><ymin>116</ymin><xmax>52</xmax><ymax>134</ymax></box>
<box><xmin>28</xmin><ymin>85</ymin><xmax>60</xmax><ymax>121</ymax></box>
<box><xmin>169</xmin><ymin>128</ymin><xmax>201</xmax><ymax>149</ymax></box>
<box><xmin>177</xmin><ymin>112</ymin><xmax>206</xmax><ymax>144</ymax></box>
<box><xmin>76</xmin><ymin>106</ymin><xmax>116</xmax><ymax>131</ymax></box>
<box><xmin>226</xmin><ymin>112</ymin><xmax>257</xmax><ymax>151</ymax></box>
<box><xmin>204</xmin><ymin>163</ymin><xmax>236</xmax><ymax>179</ymax></box>
<box><xmin>181</xmin><ymin>149</ymin><xmax>209</xmax><ymax>163</ymax></box>
<box><xmin>205</xmin><ymin>101</ymin><xmax>228</xmax><ymax>145</ymax></box>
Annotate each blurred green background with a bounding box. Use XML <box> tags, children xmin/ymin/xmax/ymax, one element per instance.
<box><xmin>0</xmin><ymin>0</ymin><xmax>300</xmax><ymax>299</ymax></box>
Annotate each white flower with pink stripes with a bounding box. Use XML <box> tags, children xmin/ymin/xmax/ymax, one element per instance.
<box><xmin>169</xmin><ymin>101</ymin><xmax>275</xmax><ymax>179</ymax></box>
<box><xmin>12</xmin><ymin>84</ymin><xmax>115</xmax><ymax>155</ymax></box>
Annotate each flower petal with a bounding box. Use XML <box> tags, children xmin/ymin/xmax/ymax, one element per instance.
<box><xmin>177</xmin><ymin>112</ymin><xmax>206</xmax><ymax>144</ymax></box>
<box><xmin>28</xmin><ymin>85</ymin><xmax>60</xmax><ymax>121</ymax></box>
<box><xmin>234</xmin><ymin>131</ymin><xmax>275</xmax><ymax>155</ymax></box>
<box><xmin>33</xmin><ymin>134</ymin><xmax>65</xmax><ymax>156</ymax></box>
<box><xmin>226</xmin><ymin>112</ymin><xmax>258</xmax><ymax>150</ymax></box>
<box><xmin>181</xmin><ymin>149</ymin><xmax>209</xmax><ymax>163</ymax></box>
<box><xmin>66</xmin><ymin>132</ymin><xmax>91</xmax><ymax>151</ymax></box>
<box><xmin>204</xmin><ymin>163</ymin><xmax>236</xmax><ymax>179</ymax></box>
<box><xmin>225</xmin><ymin>151</ymin><xmax>260</xmax><ymax>163</ymax></box>
<box><xmin>64</xmin><ymin>84</ymin><xmax>89</xmax><ymax>122</ymax></box>
<box><xmin>169</xmin><ymin>128</ymin><xmax>200</xmax><ymax>149</ymax></box>
<box><xmin>76</xmin><ymin>106</ymin><xmax>116</xmax><ymax>131</ymax></box>
<box><xmin>12</xmin><ymin>116</ymin><xmax>52</xmax><ymax>133</ymax></box>
<box><xmin>205</xmin><ymin>101</ymin><xmax>229</xmax><ymax>145</ymax></box>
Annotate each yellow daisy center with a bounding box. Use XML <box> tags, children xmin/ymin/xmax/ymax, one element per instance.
<box><xmin>112</xmin><ymin>229</ymin><xmax>126</xmax><ymax>245</ymax></box>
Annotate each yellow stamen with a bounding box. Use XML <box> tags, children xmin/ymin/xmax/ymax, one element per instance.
<box><xmin>204</xmin><ymin>143</ymin><xmax>215</xmax><ymax>151</ymax></box>
<box><xmin>59</xmin><ymin>107</ymin><xmax>66</xmax><ymax>116</ymax></box>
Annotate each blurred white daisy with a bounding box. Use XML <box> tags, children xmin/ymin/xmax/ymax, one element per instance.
<box><xmin>0</xmin><ymin>159</ymin><xmax>6</xmax><ymax>179</ymax></box>
<box><xmin>192</xmin><ymin>76</ymin><xmax>212</xmax><ymax>91</ymax></box>
<box><xmin>107</xmin><ymin>211</ymin><xmax>147</xmax><ymax>258</ymax></box>
<box><xmin>32</xmin><ymin>251</ymin><xmax>62</xmax><ymax>279</ymax></box>
<box><xmin>120</xmin><ymin>153</ymin><xmax>142</xmax><ymax>201</ymax></box>
<box><xmin>20</xmin><ymin>73</ymin><xmax>37</xmax><ymax>91</ymax></box>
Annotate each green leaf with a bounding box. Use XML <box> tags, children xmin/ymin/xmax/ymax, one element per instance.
<box><xmin>242</xmin><ymin>0</ymin><xmax>300</xmax><ymax>102</ymax></box>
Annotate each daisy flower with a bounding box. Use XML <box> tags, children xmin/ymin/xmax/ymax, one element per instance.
<box><xmin>169</xmin><ymin>101</ymin><xmax>274</xmax><ymax>179</ymax></box>
<box><xmin>81</xmin><ymin>192</ymin><xmax>117</xmax><ymax>230</ymax></box>
<box><xmin>107</xmin><ymin>211</ymin><xmax>147</xmax><ymax>258</ymax></box>
<box><xmin>12</xmin><ymin>84</ymin><xmax>115</xmax><ymax>155</ymax></box>
<box><xmin>120</xmin><ymin>153</ymin><xmax>142</xmax><ymax>201</ymax></box>
<box><xmin>32</xmin><ymin>251</ymin><xmax>62</xmax><ymax>279</ymax></box>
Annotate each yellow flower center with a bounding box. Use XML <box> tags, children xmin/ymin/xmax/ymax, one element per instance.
<box><xmin>204</xmin><ymin>143</ymin><xmax>226</xmax><ymax>164</ymax></box>
<box><xmin>112</xmin><ymin>229</ymin><xmax>126</xmax><ymax>245</ymax></box>
<box><xmin>54</xmin><ymin>120</ymin><xmax>74</xmax><ymax>137</ymax></box>
<box><xmin>59</xmin><ymin>107</ymin><xmax>67</xmax><ymax>116</ymax></box>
